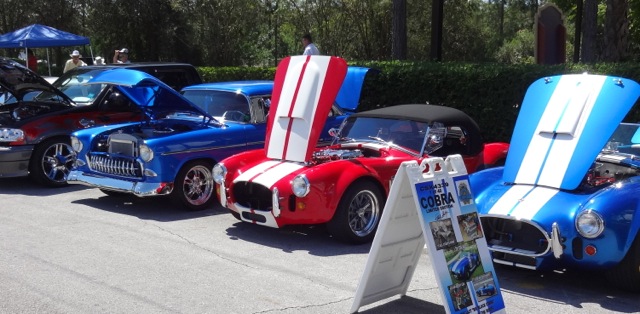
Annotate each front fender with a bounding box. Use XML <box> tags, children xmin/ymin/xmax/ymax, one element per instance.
<box><xmin>482</xmin><ymin>142</ymin><xmax>509</xmax><ymax>166</ymax></box>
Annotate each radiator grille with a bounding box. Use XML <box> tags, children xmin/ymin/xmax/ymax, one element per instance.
<box><xmin>87</xmin><ymin>153</ymin><xmax>142</xmax><ymax>178</ymax></box>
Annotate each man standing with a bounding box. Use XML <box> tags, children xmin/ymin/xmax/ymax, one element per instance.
<box><xmin>301</xmin><ymin>33</ymin><xmax>320</xmax><ymax>55</ymax></box>
<box><xmin>113</xmin><ymin>48</ymin><xmax>131</xmax><ymax>64</ymax></box>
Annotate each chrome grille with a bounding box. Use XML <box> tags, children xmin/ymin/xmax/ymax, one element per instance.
<box><xmin>87</xmin><ymin>153</ymin><xmax>142</xmax><ymax>178</ymax></box>
<box><xmin>480</xmin><ymin>215</ymin><xmax>552</xmax><ymax>269</ymax></box>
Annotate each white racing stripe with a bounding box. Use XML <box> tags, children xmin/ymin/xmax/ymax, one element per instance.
<box><xmin>267</xmin><ymin>56</ymin><xmax>332</xmax><ymax>162</ymax></box>
<box><xmin>488</xmin><ymin>185</ymin><xmax>559</xmax><ymax>220</ymax></box>
<box><xmin>515</xmin><ymin>75</ymin><xmax>606</xmax><ymax>188</ymax></box>
<box><xmin>251</xmin><ymin>162</ymin><xmax>304</xmax><ymax>187</ymax></box>
<box><xmin>234</xmin><ymin>160</ymin><xmax>282</xmax><ymax>183</ymax></box>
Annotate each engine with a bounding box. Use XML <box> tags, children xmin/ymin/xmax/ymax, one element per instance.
<box><xmin>312</xmin><ymin>148</ymin><xmax>364</xmax><ymax>163</ymax></box>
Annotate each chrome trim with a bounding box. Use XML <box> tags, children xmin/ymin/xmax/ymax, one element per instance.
<box><xmin>219</xmin><ymin>177</ymin><xmax>227</xmax><ymax>207</ymax></box>
<box><xmin>272</xmin><ymin>187</ymin><xmax>280</xmax><ymax>217</ymax></box>
<box><xmin>67</xmin><ymin>170</ymin><xmax>171</xmax><ymax>197</ymax></box>
<box><xmin>551</xmin><ymin>222</ymin><xmax>563</xmax><ymax>258</ymax></box>
<box><xmin>87</xmin><ymin>154</ymin><xmax>142</xmax><ymax>178</ymax></box>
<box><xmin>160</xmin><ymin>142</ymin><xmax>265</xmax><ymax>156</ymax></box>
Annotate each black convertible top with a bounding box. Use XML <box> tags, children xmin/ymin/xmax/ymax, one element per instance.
<box><xmin>352</xmin><ymin>104</ymin><xmax>484</xmax><ymax>155</ymax></box>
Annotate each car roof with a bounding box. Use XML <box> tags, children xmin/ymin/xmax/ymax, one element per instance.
<box><xmin>181</xmin><ymin>80</ymin><xmax>274</xmax><ymax>95</ymax></box>
<box><xmin>352</xmin><ymin>104</ymin><xmax>484</xmax><ymax>155</ymax></box>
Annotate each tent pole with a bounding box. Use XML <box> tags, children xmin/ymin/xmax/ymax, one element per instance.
<box><xmin>46</xmin><ymin>48</ymin><xmax>51</xmax><ymax>76</ymax></box>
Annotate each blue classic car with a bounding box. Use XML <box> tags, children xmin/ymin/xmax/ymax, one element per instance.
<box><xmin>469</xmin><ymin>74</ymin><xmax>640</xmax><ymax>291</ymax></box>
<box><xmin>475</xmin><ymin>284</ymin><xmax>496</xmax><ymax>297</ymax></box>
<box><xmin>67</xmin><ymin>67</ymin><xmax>371</xmax><ymax>210</ymax></box>
<box><xmin>449</xmin><ymin>252</ymin><xmax>481</xmax><ymax>281</ymax></box>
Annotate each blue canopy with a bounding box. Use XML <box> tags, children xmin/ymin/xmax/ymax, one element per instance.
<box><xmin>0</xmin><ymin>24</ymin><xmax>89</xmax><ymax>48</ymax></box>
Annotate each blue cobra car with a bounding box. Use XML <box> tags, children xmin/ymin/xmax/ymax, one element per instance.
<box><xmin>469</xmin><ymin>74</ymin><xmax>640</xmax><ymax>291</ymax></box>
<box><xmin>450</xmin><ymin>252</ymin><xmax>481</xmax><ymax>281</ymax></box>
<box><xmin>67</xmin><ymin>67</ymin><xmax>372</xmax><ymax>211</ymax></box>
<box><xmin>475</xmin><ymin>284</ymin><xmax>496</xmax><ymax>297</ymax></box>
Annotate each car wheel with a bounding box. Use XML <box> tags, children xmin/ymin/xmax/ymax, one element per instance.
<box><xmin>171</xmin><ymin>161</ymin><xmax>215</xmax><ymax>211</ymax></box>
<box><xmin>327</xmin><ymin>181</ymin><xmax>384</xmax><ymax>244</ymax></box>
<box><xmin>605</xmin><ymin>233</ymin><xmax>640</xmax><ymax>292</ymax></box>
<box><xmin>29</xmin><ymin>138</ymin><xmax>76</xmax><ymax>187</ymax></box>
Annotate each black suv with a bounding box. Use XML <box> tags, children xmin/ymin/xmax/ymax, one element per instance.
<box><xmin>0</xmin><ymin>59</ymin><xmax>202</xmax><ymax>186</ymax></box>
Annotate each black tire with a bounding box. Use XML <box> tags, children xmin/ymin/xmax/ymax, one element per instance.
<box><xmin>171</xmin><ymin>161</ymin><xmax>215</xmax><ymax>211</ymax></box>
<box><xmin>605</xmin><ymin>234</ymin><xmax>640</xmax><ymax>292</ymax></box>
<box><xmin>327</xmin><ymin>181</ymin><xmax>384</xmax><ymax>244</ymax></box>
<box><xmin>29</xmin><ymin>138</ymin><xmax>76</xmax><ymax>187</ymax></box>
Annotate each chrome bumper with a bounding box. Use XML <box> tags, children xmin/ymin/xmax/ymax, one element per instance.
<box><xmin>67</xmin><ymin>170</ymin><xmax>172</xmax><ymax>197</ymax></box>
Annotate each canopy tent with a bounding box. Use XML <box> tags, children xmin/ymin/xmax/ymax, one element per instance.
<box><xmin>0</xmin><ymin>24</ymin><xmax>92</xmax><ymax>75</ymax></box>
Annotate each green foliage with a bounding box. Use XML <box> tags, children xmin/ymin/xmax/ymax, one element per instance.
<box><xmin>198</xmin><ymin>60</ymin><xmax>640</xmax><ymax>143</ymax></box>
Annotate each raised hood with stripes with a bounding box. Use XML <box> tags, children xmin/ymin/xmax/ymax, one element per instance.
<box><xmin>502</xmin><ymin>74</ymin><xmax>640</xmax><ymax>190</ymax></box>
<box><xmin>264</xmin><ymin>55</ymin><xmax>347</xmax><ymax>163</ymax></box>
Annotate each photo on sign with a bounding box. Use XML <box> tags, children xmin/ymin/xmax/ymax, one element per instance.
<box><xmin>448</xmin><ymin>282</ymin><xmax>473</xmax><ymax>311</ymax></box>
<box><xmin>446</xmin><ymin>242</ymin><xmax>484</xmax><ymax>284</ymax></box>
<box><xmin>430</xmin><ymin>218</ymin><xmax>457</xmax><ymax>250</ymax></box>
<box><xmin>455</xmin><ymin>179</ymin><xmax>474</xmax><ymax>206</ymax></box>
<box><xmin>473</xmin><ymin>272</ymin><xmax>498</xmax><ymax>300</ymax></box>
<box><xmin>457</xmin><ymin>212</ymin><xmax>483</xmax><ymax>241</ymax></box>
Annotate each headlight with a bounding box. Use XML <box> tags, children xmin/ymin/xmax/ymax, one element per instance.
<box><xmin>575</xmin><ymin>209</ymin><xmax>604</xmax><ymax>238</ymax></box>
<box><xmin>0</xmin><ymin>128</ymin><xmax>24</xmax><ymax>142</ymax></box>
<box><xmin>291</xmin><ymin>174</ymin><xmax>310</xmax><ymax>197</ymax></box>
<box><xmin>212</xmin><ymin>163</ymin><xmax>227</xmax><ymax>184</ymax></box>
<box><xmin>70</xmin><ymin>136</ymin><xmax>83</xmax><ymax>152</ymax></box>
<box><xmin>139</xmin><ymin>144</ymin><xmax>154</xmax><ymax>162</ymax></box>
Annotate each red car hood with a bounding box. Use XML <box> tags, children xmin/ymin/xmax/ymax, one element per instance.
<box><xmin>264</xmin><ymin>55</ymin><xmax>347</xmax><ymax>163</ymax></box>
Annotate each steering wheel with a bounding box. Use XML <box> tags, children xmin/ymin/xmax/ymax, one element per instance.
<box><xmin>222</xmin><ymin>110</ymin><xmax>246</xmax><ymax>122</ymax></box>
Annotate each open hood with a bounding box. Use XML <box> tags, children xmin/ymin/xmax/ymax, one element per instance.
<box><xmin>87</xmin><ymin>68</ymin><xmax>210</xmax><ymax>118</ymax></box>
<box><xmin>0</xmin><ymin>57</ymin><xmax>72</xmax><ymax>103</ymax></box>
<box><xmin>334</xmin><ymin>66</ymin><xmax>374</xmax><ymax>111</ymax></box>
<box><xmin>264</xmin><ymin>55</ymin><xmax>347</xmax><ymax>163</ymax></box>
<box><xmin>503</xmin><ymin>74</ymin><xmax>640</xmax><ymax>190</ymax></box>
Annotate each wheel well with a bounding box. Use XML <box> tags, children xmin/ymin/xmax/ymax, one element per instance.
<box><xmin>178</xmin><ymin>158</ymin><xmax>216</xmax><ymax>172</ymax></box>
<box><xmin>346</xmin><ymin>176</ymin><xmax>386</xmax><ymax>201</ymax></box>
<box><xmin>30</xmin><ymin>135</ymin><xmax>70</xmax><ymax>161</ymax></box>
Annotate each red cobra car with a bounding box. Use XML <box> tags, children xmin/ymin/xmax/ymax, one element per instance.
<box><xmin>213</xmin><ymin>55</ymin><xmax>509</xmax><ymax>244</ymax></box>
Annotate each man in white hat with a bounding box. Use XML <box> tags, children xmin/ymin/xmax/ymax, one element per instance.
<box><xmin>94</xmin><ymin>56</ymin><xmax>105</xmax><ymax>65</ymax></box>
<box><xmin>113</xmin><ymin>48</ymin><xmax>131</xmax><ymax>64</ymax></box>
<box><xmin>63</xmin><ymin>50</ymin><xmax>87</xmax><ymax>73</ymax></box>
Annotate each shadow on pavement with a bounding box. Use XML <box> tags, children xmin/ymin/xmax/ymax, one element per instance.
<box><xmin>225</xmin><ymin>221</ymin><xmax>373</xmax><ymax>257</ymax></box>
<box><xmin>0</xmin><ymin>176</ymin><xmax>90</xmax><ymax>196</ymax></box>
<box><xmin>356</xmin><ymin>296</ymin><xmax>445</xmax><ymax>314</ymax></box>
<box><xmin>71</xmin><ymin>193</ymin><xmax>226</xmax><ymax>222</ymax></box>
<box><xmin>493</xmin><ymin>264</ymin><xmax>640</xmax><ymax>313</ymax></box>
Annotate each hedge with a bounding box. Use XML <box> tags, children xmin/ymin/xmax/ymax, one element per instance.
<box><xmin>197</xmin><ymin>61</ymin><xmax>640</xmax><ymax>143</ymax></box>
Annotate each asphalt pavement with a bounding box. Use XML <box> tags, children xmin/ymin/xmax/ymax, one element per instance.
<box><xmin>0</xmin><ymin>177</ymin><xmax>638</xmax><ymax>314</ymax></box>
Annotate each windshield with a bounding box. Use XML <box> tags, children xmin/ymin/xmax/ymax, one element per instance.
<box><xmin>603</xmin><ymin>122</ymin><xmax>640</xmax><ymax>156</ymax></box>
<box><xmin>38</xmin><ymin>68</ymin><xmax>108</xmax><ymax>105</ymax></box>
<box><xmin>181</xmin><ymin>89</ymin><xmax>250</xmax><ymax>121</ymax></box>
<box><xmin>336</xmin><ymin>116</ymin><xmax>434</xmax><ymax>154</ymax></box>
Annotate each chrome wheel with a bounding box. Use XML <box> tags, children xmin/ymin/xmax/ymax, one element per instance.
<box><xmin>30</xmin><ymin>138</ymin><xmax>76</xmax><ymax>187</ymax></box>
<box><xmin>347</xmin><ymin>190</ymin><xmax>380</xmax><ymax>237</ymax></box>
<box><xmin>327</xmin><ymin>181</ymin><xmax>384</xmax><ymax>244</ymax></box>
<box><xmin>172</xmin><ymin>161</ymin><xmax>215</xmax><ymax>211</ymax></box>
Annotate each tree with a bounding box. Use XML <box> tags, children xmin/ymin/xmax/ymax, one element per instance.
<box><xmin>603</xmin><ymin>0</ymin><xmax>630</xmax><ymax>61</ymax></box>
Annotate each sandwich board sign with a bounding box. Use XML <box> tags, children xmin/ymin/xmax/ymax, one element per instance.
<box><xmin>351</xmin><ymin>155</ymin><xmax>506</xmax><ymax>314</ymax></box>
